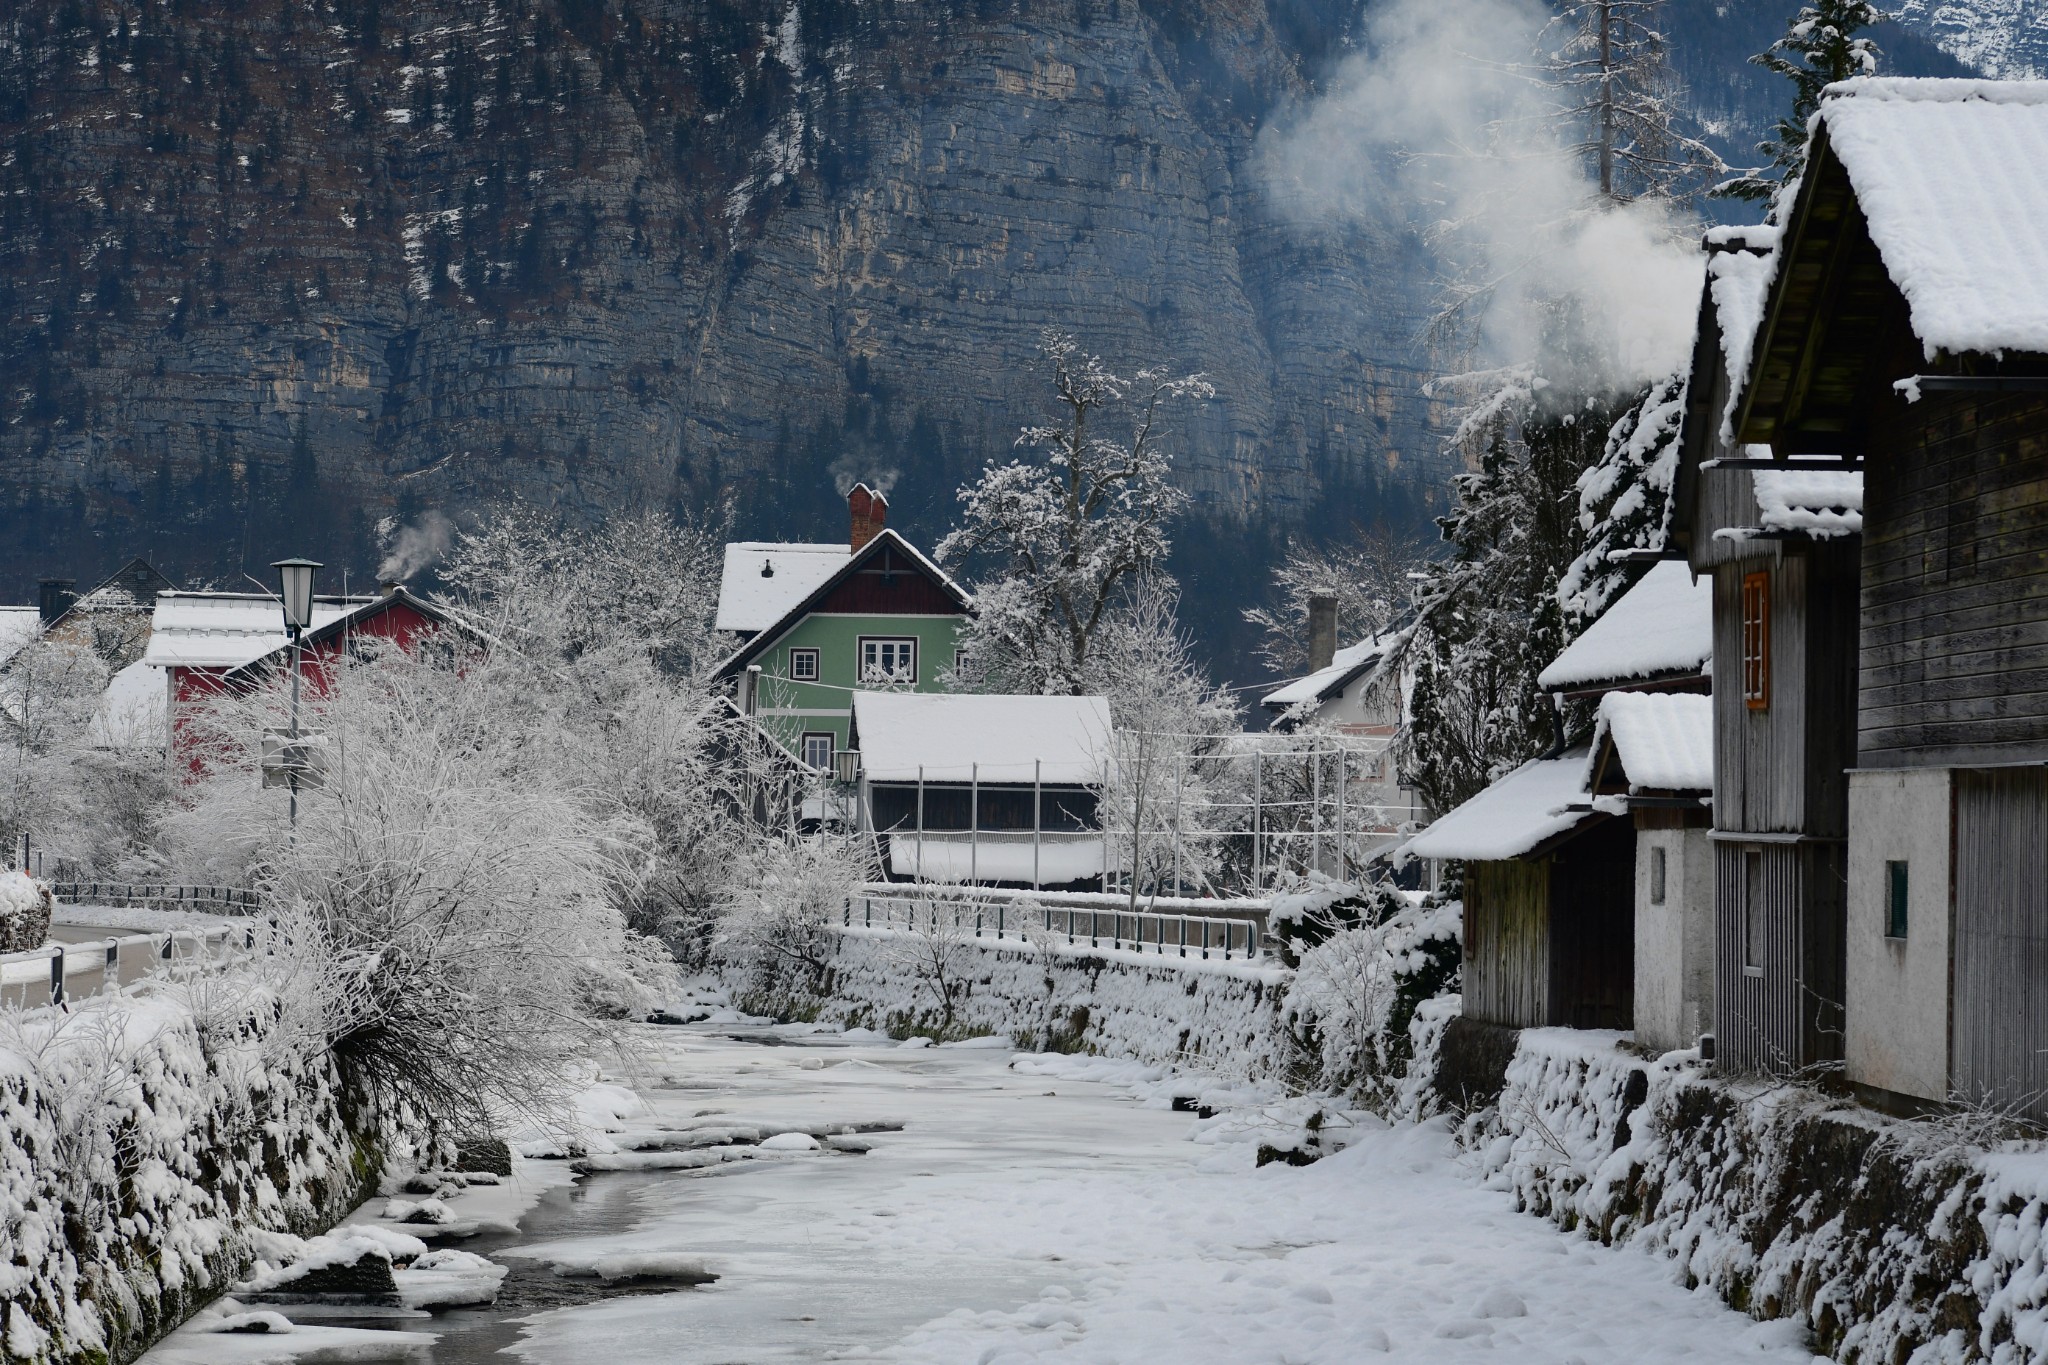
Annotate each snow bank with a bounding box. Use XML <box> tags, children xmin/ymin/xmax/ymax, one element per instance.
<box><xmin>1435</xmin><ymin>1021</ymin><xmax>2048</xmax><ymax>1362</ymax></box>
<box><xmin>0</xmin><ymin>982</ymin><xmax>396</xmax><ymax>1363</ymax></box>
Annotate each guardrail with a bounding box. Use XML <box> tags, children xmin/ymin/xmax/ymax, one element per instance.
<box><xmin>0</xmin><ymin>925</ymin><xmax>246</xmax><ymax>1010</ymax></box>
<box><xmin>845</xmin><ymin>888</ymin><xmax>1269</xmax><ymax>963</ymax></box>
<box><xmin>48</xmin><ymin>883</ymin><xmax>260</xmax><ymax>913</ymax></box>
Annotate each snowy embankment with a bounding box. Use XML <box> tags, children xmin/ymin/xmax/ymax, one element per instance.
<box><xmin>0</xmin><ymin>982</ymin><xmax>394</xmax><ymax>1364</ymax></box>
<box><xmin>760</xmin><ymin>925</ymin><xmax>1296</xmax><ymax>1073</ymax></box>
<box><xmin>1461</xmin><ymin>1025</ymin><xmax>2048</xmax><ymax>1363</ymax></box>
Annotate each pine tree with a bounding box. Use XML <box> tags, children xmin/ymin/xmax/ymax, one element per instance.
<box><xmin>1547</xmin><ymin>0</ymin><xmax>1724</xmax><ymax>202</ymax></box>
<box><xmin>1716</xmin><ymin>0</ymin><xmax>1884</xmax><ymax>204</ymax></box>
<box><xmin>1554</xmin><ymin>372</ymin><xmax>1687</xmax><ymax>635</ymax></box>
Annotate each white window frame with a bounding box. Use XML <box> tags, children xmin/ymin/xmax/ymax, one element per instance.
<box><xmin>859</xmin><ymin>636</ymin><xmax>918</xmax><ymax>685</ymax></box>
<box><xmin>788</xmin><ymin>647</ymin><xmax>820</xmax><ymax>681</ymax></box>
<box><xmin>801</xmin><ymin>732</ymin><xmax>835</xmax><ymax>772</ymax></box>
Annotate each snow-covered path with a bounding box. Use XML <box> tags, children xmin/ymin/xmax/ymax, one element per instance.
<box><xmin>493</xmin><ymin>1024</ymin><xmax>1821</xmax><ymax>1365</ymax></box>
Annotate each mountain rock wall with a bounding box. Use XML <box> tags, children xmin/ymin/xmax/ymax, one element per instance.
<box><xmin>0</xmin><ymin>0</ymin><xmax>1447</xmax><ymax>589</ymax></box>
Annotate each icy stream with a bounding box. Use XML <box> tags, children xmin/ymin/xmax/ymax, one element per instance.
<box><xmin>145</xmin><ymin>1022</ymin><xmax>1830</xmax><ymax>1364</ymax></box>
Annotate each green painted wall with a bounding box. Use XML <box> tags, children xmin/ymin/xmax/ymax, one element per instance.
<box><xmin>750</xmin><ymin>612</ymin><xmax>963</xmax><ymax>758</ymax></box>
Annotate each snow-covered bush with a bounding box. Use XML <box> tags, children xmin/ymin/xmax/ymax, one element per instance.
<box><xmin>0</xmin><ymin>868</ymin><xmax>52</xmax><ymax>952</ymax></box>
<box><xmin>171</xmin><ymin>639</ymin><xmax>661</xmax><ymax>1129</ymax></box>
<box><xmin>713</xmin><ymin>833</ymin><xmax>870</xmax><ymax>1003</ymax></box>
<box><xmin>1277</xmin><ymin>876</ymin><xmax>1461</xmax><ymax>1108</ymax></box>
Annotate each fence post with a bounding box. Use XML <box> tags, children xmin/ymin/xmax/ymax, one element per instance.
<box><xmin>1178</xmin><ymin>916</ymin><xmax>1186</xmax><ymax>959</ymax></box>
<box><xmin>1252</xmin><ymin>753</ymin><xmax>1263</xmax><ymax>894</ymax></box>
<box><xmin>49</xmin><ymin>949</ymin><xmax>64</xmax><ymax>1008</ymax></box>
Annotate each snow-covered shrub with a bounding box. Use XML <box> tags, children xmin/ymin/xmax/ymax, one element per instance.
<box><xmin>714</xmin><ymin>833</ymin><xmax>870</xmax><ymax>1007</ymax></box>
<box><xmin>172</xmin><ymin>640</ymin><xmax>657</xmax><ymax>1130</ymax></box>
<box><xmin>882</xmin><ymin>885</ymin><xmax>984</xmax><ymax>1036</ymax></box>
<box><xmin>0</xmin><ymin>868</ymin><xmax>52</xmax><ymax>952</ymax></box>
<box><xmin>1278</xmin><ymin>877</ymin><xmax>1460</xmax><ymax>1108</ymax></box>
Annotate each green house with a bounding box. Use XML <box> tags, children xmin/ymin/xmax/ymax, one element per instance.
<box><xmin>713</xmin><ymin>486</ymin><xmax>971</xmax><ymax>769</ymax></box>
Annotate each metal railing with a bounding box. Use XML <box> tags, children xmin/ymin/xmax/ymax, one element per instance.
<box><xmin>845</xmin><ymin>888</ymin><xmax>1269</xmax><ymax>963</ymax></box>
<box><xmin>48</xmin><ymin>883</ymin><xmax>260</xmax><ymax>913</ymax></box>
<box><xmin>0</xmin><ymin>925</ymin><xmax>247</xmax><ymax>1011</ymax></box>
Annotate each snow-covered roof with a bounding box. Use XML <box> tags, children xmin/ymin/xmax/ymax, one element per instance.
<box><xmin>714</xmin><ymin>543</ymin><xmax>851</xmax><ymax>633</ymax></box>
<box><xmin>1592</xmin><ymin>692</ymin><xmax>1713</xmax><ymax>795</ymax></box>
<box><xmin>1401</xmin><ymin>752</ymin><xmax>1595</xmax><ymax>862</ymax></box>
<box><xmin>852</xmin><ymin>692</ymin><xmax>1114</xmax><ymax>784</ymax></box>
<box><xmin>1820</xmin><ymin>78</ymin><xmax>2048</xmax><ymax>358</ymax></box>
<box><xmin>1707</xmin><ymin>240</ymin><xmax>1779</xmax><ymax>445</ymax></box>
<box><xmin>91</xmin><ymin>661</ymin><xmax>166</xmax><ymax>749</ymax></box>
<box><xmin>1751</xmin><ymin>469</ymin><xmax>1863</xmax><ymax>538</ymax></box>
<box><xmin>1262</xmin><ymin>637</ymin><xmax>1392</xmax><ymax>709</ymax></box>
<box><xmin>1537</xmin><ymin>561</ymin><xmax>1712</xmax><ymax>693</ymax></box>
<box><xmin>141</xmin><ymin>593</ymin><xmax>369</xmax><ymax>669</ymax></box>
<box><xmin>0</xmin><ymin>608</ymin><xmax>39</xmax><ymax>668</ymax></box>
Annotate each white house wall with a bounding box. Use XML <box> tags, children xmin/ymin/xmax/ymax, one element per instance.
<box><xmin>1844</xmin><ymin>768</ymin><xmax>1953</xmax><ymax>1106</ymax></box>
<box><xmin>1634</xmin><ymin>824</ymin><xmax>1715</xmax><ymax>1053</ymax></box>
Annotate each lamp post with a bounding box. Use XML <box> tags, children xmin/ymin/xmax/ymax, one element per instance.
<box><xmin>272</xmin><ymin>558</ymin><xmax>321</xmax><ymax>829</ymax></box>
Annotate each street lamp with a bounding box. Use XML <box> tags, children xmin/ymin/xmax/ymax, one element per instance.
<box><xmin>271</xmin><ymin>557</ymin><xmax>322</xmax><ymax>828</ymax></box>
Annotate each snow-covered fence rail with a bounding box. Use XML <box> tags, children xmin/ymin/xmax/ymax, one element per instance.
<box><xmin>0</xmin><ymin>925</ymin><xmax>244</xmax><ymax>1010</ymax></box>
<box><xmin>846</xmin><ymin>885</ymin><xmax>1270</xmax><ymax>962</ymax></box>
<box><xmin>47</xmin><ymin>881</ymin><xmax>260</xmax><ymax>912</ymax></box>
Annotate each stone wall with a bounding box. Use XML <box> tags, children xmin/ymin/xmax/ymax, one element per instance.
<box><xmin>0</xmin><ymin>988</ymin><xmax>394</xmax><ymax>1364</ymax></box>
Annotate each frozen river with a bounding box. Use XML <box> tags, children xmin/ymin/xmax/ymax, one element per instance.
<box><xmin>150</xmin><ymin>1022</ymin><xmax>1827</xmax><ymax>1364</ymax></box>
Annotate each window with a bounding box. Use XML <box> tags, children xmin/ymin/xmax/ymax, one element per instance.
<box><xmin>1741</xmin><ymin>571</ymin><xmax>1771</xmax><ymax>710</ymax></box>
<box><xmin>1650</xmin><ymin>846</ymin><xmax>1667</xmax><ymax>906</ymax></box>
<box><xmin>801</xmin><ymin>733</ymin><xmax>834</xmax><ymax>772</ymax></box>
<box><xmin>1886</xmin><ymin>860</ymin><xmax>1910</xmax><ymax>939</ymax></box>
<box><xmin>860</xmin><ymin>636</ymin><xmax>918</xmax><ymax>684</ymax></box>
<box><xmin>1744</xmin><ymin>849</ymin><xmax>1765</xmax><ymax>974</ymax></box>
<box><xmin>788</xmin><ymin>648</ymin><xmax>820</xmax><ymax>681</ymax></box>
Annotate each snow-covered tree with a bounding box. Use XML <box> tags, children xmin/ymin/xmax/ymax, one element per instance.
<box><xmin>1244</xmin><ymin>522</ymin><xmax>1426</xmax><ymax>677</ymax></box>
<box><xmin>1398</xmin><ymin>384</ymin><xmax>1625</xmax><ymax>815</ymax></box>
<box><xmin>1546</xmin><ymin>0</ymin><xmax>1725</xmax><ymax>203</ymax></box>
<box><xmin>939</xmin><ymin>328</ymin><xmax>1212</xmax><ymax>697</ymax></box>
<box><xmin>713</xmin><ymin>832</ymin><xmax>871</xmax><ymax>1003</ymax></box>
<box><xmin>1716</xmin><ymin>0</ymin><xmax>1884</xmax><ymax>205</ymax></box>
<box><xmin>1555</xmin><ymin>372</ymin><xmax>1687</xmax><ymax>634</ymax></box>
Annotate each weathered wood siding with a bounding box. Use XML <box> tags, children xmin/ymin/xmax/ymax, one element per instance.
<box><xmin>1953</xmin><ymin>769</ymin><xmax>2048</xmax><ymax>1116</ymax></box>
<box><xmin>1715</xmin><ymin>840</ymin><xmax>1847</xmax><ymax>1074</ymax></box>
<box><xmin>1465</xmin><ymin>860</ymin><xmax>1549</xmax><ymax>1029</ymax></box>
<box><xmin>1712</xmin><ymin>545</ymin><xmax>1859</xmax><ymax>837</ymax></box>
<box><xmin>1691</xmin><ymin>466</ymin><xmax>1764</xmax><ymax>571</ymax></box>
<box><xmin>1862</xmin><ymin>391</ymin><xmax>2048</xmax><ymax>767</ymax></box>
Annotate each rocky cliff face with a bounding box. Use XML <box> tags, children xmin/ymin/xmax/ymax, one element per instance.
<box><xmin>0</xmin><ymin>0</ymin><xmax>1447</xmax><ymax>592</ymax></box>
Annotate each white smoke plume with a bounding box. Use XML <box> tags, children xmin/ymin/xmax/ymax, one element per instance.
<box><xmin>1258</xmin><ymin>0</ymin><xmax>1703</xmax><ymax>391</ymax></box>
<box><xmin>377</xmin><ymin>510</ymin><xmax>455</xmax><ymax>583</ymax></box>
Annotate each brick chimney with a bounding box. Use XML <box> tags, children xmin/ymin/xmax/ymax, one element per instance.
<box><xmin>37</xmin><ymin>578</ymin><xmax>75</xmax><ymax>625</ymax></box>
<box><xmin>1307</xmin><ymin>594</ymin><xmax>1338</xmax><ymax>673</ymax></box>
<box><xmin>849</xmin><ymin>483</ymin><xmax>889</xmax><ymax>551</ymax></box>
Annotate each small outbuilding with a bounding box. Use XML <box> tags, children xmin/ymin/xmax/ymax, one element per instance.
<box><xmin>847</xmin><ymin>691</ymin><xmax>1114</xmax><ymax>889</ymax></box>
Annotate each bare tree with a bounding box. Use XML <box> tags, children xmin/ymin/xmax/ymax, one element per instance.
<box><xmin>940</xmin><ymin>328</ymin><xmax>1211</xmax><ymax>696</ymax></box>
<box><xmin>1245</xmin><ymin>523</ymin><xmax>1429</xmax><ymax>677</ymax></box>
<box><xmin>1545</xmin><ymin>0</ymin><xmax>1725</xmax><ymax>204</ymax></box>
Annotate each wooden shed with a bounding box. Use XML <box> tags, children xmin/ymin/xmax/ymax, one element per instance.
<box><xmin>1405</xmin><ymin>753</ymin><xmax>1635</xmax><ymax>1031</ymax></box>
<box><xmin>1725</xmin><ymin>78</ymin><xmax>2048</xmax><ymax>1114</ymax></box>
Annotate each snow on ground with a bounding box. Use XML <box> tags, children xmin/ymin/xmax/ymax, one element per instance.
<box><xmin>500</xmin><ymin>1025</ymin><xmax>1824</xmax><ymax>1365</ymax></box>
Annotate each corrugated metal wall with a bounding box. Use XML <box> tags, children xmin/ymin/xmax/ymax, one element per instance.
<box><xmin>1715</xmin><ymin>841</ymin><xmax>1846</xmax><ymax>1074</ymax></box>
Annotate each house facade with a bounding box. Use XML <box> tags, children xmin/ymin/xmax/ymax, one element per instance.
<box><xmin>714</xmin><ymin>486</ymin><xmax>970</xmax><ymax>769</ymax></box>
<box><xmin>1724</xmin><ymin>78</ymin><xmax>2048</xmax><ymax>1114</ymax></box>
<box><xmin>1260</xmin><ymin>605</ymin><xmax>1413</xmax><ymax>841</ymax></box>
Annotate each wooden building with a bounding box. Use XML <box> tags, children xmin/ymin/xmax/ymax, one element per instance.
<box><xmin>1669</xmin><ymin>222</ymin><xmax>1864</xmax><ymax>1076</ymax></box>
<box><xmin>1725</xmin><ymin>79</ymin><xmax>2048</xmax><ymax>1113</ymax></box>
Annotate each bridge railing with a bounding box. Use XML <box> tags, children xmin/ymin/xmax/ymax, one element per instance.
<box><xmin>845</xmin><ymin>886</ymin><xmax>1270</xmax><ymax>963</ymax></box>
<box><xmin>48</xmin><ymin>883</ymin><xmax>260</xmax><ymax>913</ymax></box>
<box><xmin>0</xmin><ymin>925</ymin><xmax>248</xmax><ymax>1011</ymax></box>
